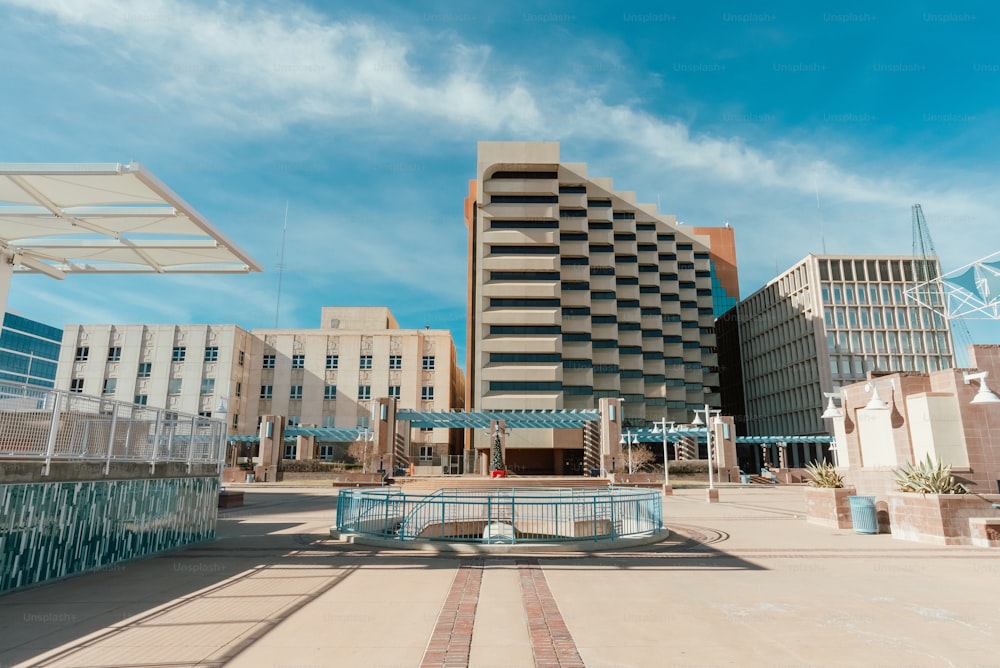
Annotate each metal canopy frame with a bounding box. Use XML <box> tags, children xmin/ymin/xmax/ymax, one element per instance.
<box><xmin>0</xmin><ymin>162</ymin><xmax>262</xmax><ymax>277</ymax></box>
<box><xmin>395</xmin><ymin>409</ymin><xmax>601</xmax><ymax>429</ymax></box>
<box><xmin>904</xmin><ymin>251</ymin><xmax>1000</xmax><ymax>320</ymax></box>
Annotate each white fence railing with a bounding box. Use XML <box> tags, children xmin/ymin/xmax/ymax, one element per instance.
<box><xmin>0</xmin><ymin>382</ymin><xmax>227</xmax><ymax>475</ymax></box>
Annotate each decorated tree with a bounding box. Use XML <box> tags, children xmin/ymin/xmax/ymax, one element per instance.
<box><xmin>490</xmin><ymin>428</ymin><xmax>504</xmax><ymax>473</ymax></box>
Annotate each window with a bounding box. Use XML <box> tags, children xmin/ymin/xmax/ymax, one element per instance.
<box><xmin>326</xmin><ymin>354</ymin><xmax>339</xmax><ymax>369</ymax></box>
<box><xmin>107</xmin><ymin>347</ymin><xmax>121</xmax><ymax>362</ymax></box>
<box><xmin>102</xmin><ymin>378</ymin><xmax>116</xmax><ymax>394</ymax></box>
<box><xmin>134</xmin><ymin>394</ymin><xmax>148</xmax><ymax>405</ymax></box>
<box><xmin>168</xmin><ymin>379</ymin><xmax>182</xmax><ymax>395</ymax></box>
<box><xmin>233</xmin><ymin>414</ymin><xmax>239</xmax><ymax>429</ymax></box>
<box><xmin>262</xmin><ymin>354</ymin><xmax>275</xmax><ymax>369</ymax></box>
<box><xmin>75</xmin><ymin>346</ymin><xmax>89</xmax><ymax>361</ymax></box>
<box><xmin>389</xmin><ymin>355</ymin><xmax>402</xmax><ymax>369</ymax></box>
<box><xmin>199</xmin><ymin>411</ymin><xmax>212</xmax><ymax>418</ymax></box>
<box><xmin>235</xmin><ymin>382</ymin><xmax>242</xmax><ymax>397</ymax></box>
<box><xmin>388</xmin><ymin>385</ymin><xmax>401</xmax><ymax>399</ymax></box>
<box><xmin>418</xmin><ymin>445</ymin><xmax>433</xmax><ymax>460</ymax></box>
<box><xmin>239</xmin><ymin>350</ymin><xmax>245</xmax><ymax>366</ymax></box>
<box><xmin>289</xmin><ymin>385</ymin><xmax>303</xmax><ymax>399</ymax></box>
<box><xmin>422</xmin><ymin>356</ymin><xmax>435</xmax><ymax>370</ymax></box>
<box><xmin>172</xmin><ymin>347</ymin><xmax>186</xmax><ymax>362</ymax></box>
<box><xmin>358</xmin><ymin>385</ymin><xmax>371</xmax><ymax>400</ymax></box>
<box><xmin>201</xmin><ymin>378</ymin><xmax>215</xmax><ymax>395</ymax></box>
<box><xmin>421</xmin><ymin>386</ymin><xmax>435</xmax><ymax>401</ymax></box>
<box><xmin>360</xmin><ymin>355</ymin><xmax>373</xmax><ymax>369</ymax></box>
<box><xmin>324</xmin><ymin>385</ymin><xmax>337</xmax><ymax>400</ymax></box>
<box><xmin>137</xmin><ymin>362</ymin><xmax>151</xmax><ymax>378</ymax></box>
<box><xmin>291</xmin><ymin>354</ymin><xmax>305</xmax><ymax>369</ymax></box>
<box><xmin>260</xmin><ymin>385</ymin><xmax>273</xmax><ymax>399</ymax></box>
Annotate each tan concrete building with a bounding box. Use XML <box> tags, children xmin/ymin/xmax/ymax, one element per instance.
<box><xmin>252</xmin><ymin>306</ymin><xmax>464</xmax><ymax>461</ymax></box>
<box><xmin>57</xmin><ymin>307</ymin><xmax>465</xmax><ymax>462</ymax></box>
<box><xmin>57</xmin><ymin>323</ymin><xmax>260</xmax><ymax>434</ymax></box>
<box><xmin>718</xmin><ymin>254</ymin><xmax>957</xmax><ymax>439</ymax></box>
<box><xmin>464</xmin><ymin>141</ymin><xmax>722</xmax><ymax>473</ymax></box>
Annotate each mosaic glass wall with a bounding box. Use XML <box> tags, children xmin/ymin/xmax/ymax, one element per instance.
<box><xmin>0</xmin><ymin>476</ymin><xmax>218</xmax><ymax>593</ymax></box>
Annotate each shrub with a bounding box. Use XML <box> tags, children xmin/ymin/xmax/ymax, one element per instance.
<box><xmin>278</xmin><ymin>460</ymin><xmax>348</xmax><ymax>473</ymax></box>
<box><xmin>805</xmin><ymin>460</ymin><xmax>844</xmax><ymax>488</ymax></box>
<box><xmin>667</xmin><ymin>460</ymin><xmax>713</xmax><ymax>476</ymax></box>
<box><xmin>893</xmin><ymin>455</ymin><xmax>968</xmax><ymax>494</ymax></box>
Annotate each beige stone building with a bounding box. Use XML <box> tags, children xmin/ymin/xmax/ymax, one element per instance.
<box><xmin>719</xmin><ymin>254</ymin><xmax>957</xmax><ymax>439</ymax></box>
<box><xmin>56</xmin><ymin>307</ymin><xmax>465</xmax><ymax>462</ymax></box>
<box><xmin>464</xmin><ymin>141</ymin><xmax>721</xmax><ymax>473</ymax></box>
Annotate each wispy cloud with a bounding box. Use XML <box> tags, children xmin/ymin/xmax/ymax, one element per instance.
<box><xmin>3</xmin><ymin>0</ymin><xmax>998</xmax><ymax>340</ymax></box>
<box><xmin>7</xmin><ymin>0</ymin><xmax>992</xmax><ymax>220</ymax></box>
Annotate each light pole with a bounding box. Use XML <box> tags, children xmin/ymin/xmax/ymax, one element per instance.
<box><xmin>356</xmin><ymin>427</ymin><xmax>374</xmax><ymax>473</ymax></box>
<box><xmin>619</xmin><ymin>430</ymin><xmax>637</xmax><ymax>474</ymax></box>
<box><xmin>651</xmin><ymin>419</ymin><xmax>676</xmax><ymax>493</ymax></box>
<box><xmin>213</xmin><ymin>394</ymin><xmax>228</xmax><ymax>489</ymax></box>
<box><xmin>691</xmin><ymin>404</ymin><xmax>722</xmax><ymax>491</ymax></box>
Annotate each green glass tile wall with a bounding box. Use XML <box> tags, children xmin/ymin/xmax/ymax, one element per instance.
<box><xmin>0</xmin><ymin>476</ymin><xmax>218</xmax><ymax>593</ymax></box>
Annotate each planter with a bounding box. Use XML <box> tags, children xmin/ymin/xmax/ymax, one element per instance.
<box><xmin>804</xmin><ymin>486</ymin><xmax>857</xmax><ymax>529</ymax></box>
<box><xmin>886</xmin><ymin>492</ymin><xmax>999</xmax><ymax>546</ymax></box>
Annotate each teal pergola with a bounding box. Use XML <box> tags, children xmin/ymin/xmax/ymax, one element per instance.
<box><xmin>395</xmin><ymin>409</ymin><xmax>601</xmax><ymax>429</ymax></box>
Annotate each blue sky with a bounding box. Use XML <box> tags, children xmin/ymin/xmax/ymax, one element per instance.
<box><xmin>2</xmin><ymin>0</ymin><xmax>998</xmax><ymax>367</ymax></box>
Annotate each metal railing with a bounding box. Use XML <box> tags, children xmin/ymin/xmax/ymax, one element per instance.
<box><xmin>0</xmin><ymin>381</ymin><xmax>227</xmax><ymax>475</ymax></box>
<box><xmin>336</xmin><ymin>486</ymin><xmax>662</xmax><ymax>544</ymax></box>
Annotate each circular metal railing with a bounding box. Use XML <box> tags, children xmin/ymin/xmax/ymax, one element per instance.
<box><xmin>335</xmin><ymin>486</ymin><xmax>662</xmax><ymax>544</ymax></box>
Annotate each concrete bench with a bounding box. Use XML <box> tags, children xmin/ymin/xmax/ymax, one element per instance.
<box><xmin>969</xmin><ymin>517</ymin><xmax>1000</xmax><ymax>548</ymax></box>
<box><xmin>330</xmin><ymin>473</ymin><xmax>386</xmax><ymax>487</ymax></box>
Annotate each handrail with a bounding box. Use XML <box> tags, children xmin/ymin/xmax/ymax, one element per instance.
<box><xmin>0</xmin><ymin>381</ymin><xmax>227</xmax><ymax>475</ymax></box>
<box><xmin>336</xmin><ymin>486</ymin><xmax>662</xmax><ymax>544</ymax></box>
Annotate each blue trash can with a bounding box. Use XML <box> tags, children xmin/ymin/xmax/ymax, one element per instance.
<box><xmin>848</xmin><ymin>495</ymin><xmax>878</xmax><ymax>534</ymax></box>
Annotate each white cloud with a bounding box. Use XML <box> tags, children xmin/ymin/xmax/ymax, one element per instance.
<box><xmin>3</xmin><ymin>0</ymin><xmax>998</xmax><ymax>338</ymax></box>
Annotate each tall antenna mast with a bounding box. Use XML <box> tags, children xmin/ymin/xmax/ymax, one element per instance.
<box><xmin>274</xmin><ymin>201</ymin><xmax>288</xmax><ymax>328</ymax></box>
<box><xmin>814</xmin><ymin>180</ymin><xmax>826</xmax><ymax>254</ymax></box>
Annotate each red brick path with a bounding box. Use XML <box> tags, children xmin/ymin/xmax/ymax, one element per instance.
<box><xmin>518</xmin><ymin>558</ymin><xmax>586</xmax><ymax>667</ymax></box>
<box><xmin>420</xmin><ymin>559</ymin><xmax>484</xmax><ymax>667</ymax></box>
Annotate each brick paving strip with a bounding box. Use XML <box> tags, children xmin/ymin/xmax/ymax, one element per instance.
<box><xmin>420</xmin><ymin>558</ymin><xmax>484</xmax><ymax>668</ymax></box>
<box><xmin>517</xmin><ymin>558</ymin><xmax>586</xmax><ymax>668</ymax></box>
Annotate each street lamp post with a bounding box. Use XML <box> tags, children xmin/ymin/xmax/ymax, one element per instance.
<box><xmin>356</xmin><ymin>427</ymin><xmax>374</xmax><ymax>473</ymax></box>
<box><xmin>692</xmin><ymin>404</ymin><xmax>722</xmax><ymax>499</ymax></box>
<box><xmin>652</xmin><ymin>419</ymin><xmax>676</xmax><ymax>494</ymax></box>
<box><xmin>619</xmin><ymin>430</ymin><xmax>637</xmax><ymax>474</ymax></box>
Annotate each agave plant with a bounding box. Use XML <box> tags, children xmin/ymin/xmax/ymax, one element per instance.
<box><xmin>893</xmin><ymin>454</ymin><xmax>968</xmax><ymax>494</ymax></box>
<box><xmin>805</xmin><ymin>460</ymin><xmax>844</xmax><ymax>488</ymax></box>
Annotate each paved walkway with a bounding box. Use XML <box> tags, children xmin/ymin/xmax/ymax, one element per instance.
<box><xmin>1</xmin><ymin>486</ymin><xmax>998</xmax><ymax>667</ymax></box>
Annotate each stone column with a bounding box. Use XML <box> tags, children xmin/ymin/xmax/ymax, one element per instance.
<box><xmin>254</xmin><ymin>415</ymin><xmax>285</xmax><ymax>483</ymax></box>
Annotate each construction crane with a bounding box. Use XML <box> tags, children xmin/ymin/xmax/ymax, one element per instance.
<box><xmin>911</xmin><ymin>204</ymin><xmax>974</xmax><ymax>358</ymax></box>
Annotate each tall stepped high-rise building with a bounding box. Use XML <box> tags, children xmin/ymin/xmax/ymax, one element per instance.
<box><xmin>465</xmin><ymin>142</ymin><xmax>733</xmax><ymax>473</ymax></box>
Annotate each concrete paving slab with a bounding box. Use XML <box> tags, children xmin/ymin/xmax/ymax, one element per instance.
<box><xmin>2</xmin><ymin>485</ymin><xmax>1000</xmax><ymax>668</ymax></box>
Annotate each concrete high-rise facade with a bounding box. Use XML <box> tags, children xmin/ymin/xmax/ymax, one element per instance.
<box><xmin>465</xmin><ymin>142</ymin><xmax>724</xmax><ymax>471</ymax></box>
<box><xmin>56</xmin><ymin>307</ymin><xmax>465</xmax><ymax>462</ymax></box>
<box><xmin>718</xmin><ymin>254</ymin><xmax>956</xmax><ymax>437</ymax></box>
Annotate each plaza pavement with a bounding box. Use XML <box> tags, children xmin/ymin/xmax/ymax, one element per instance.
<box><xmin>1</xmin><ymin>484</ymin><xmax>998</xmax><ymax>668</ymax></box>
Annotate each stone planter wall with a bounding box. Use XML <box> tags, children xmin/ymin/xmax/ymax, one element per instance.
<box><xmin>886</xmin><ymin>492</ymin><xmax>1000</xmax><ymax>545</ymax></box>
<box><xmin>804</xmin><ymin>486</ymin><xmax>857</xmax><ymax>529</ymax></box>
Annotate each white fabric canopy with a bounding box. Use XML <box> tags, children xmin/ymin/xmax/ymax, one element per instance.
<box><xmin>0</xmin><ymin>163</ymin><xmax>262</xmax><ymax>276</ymax></box>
